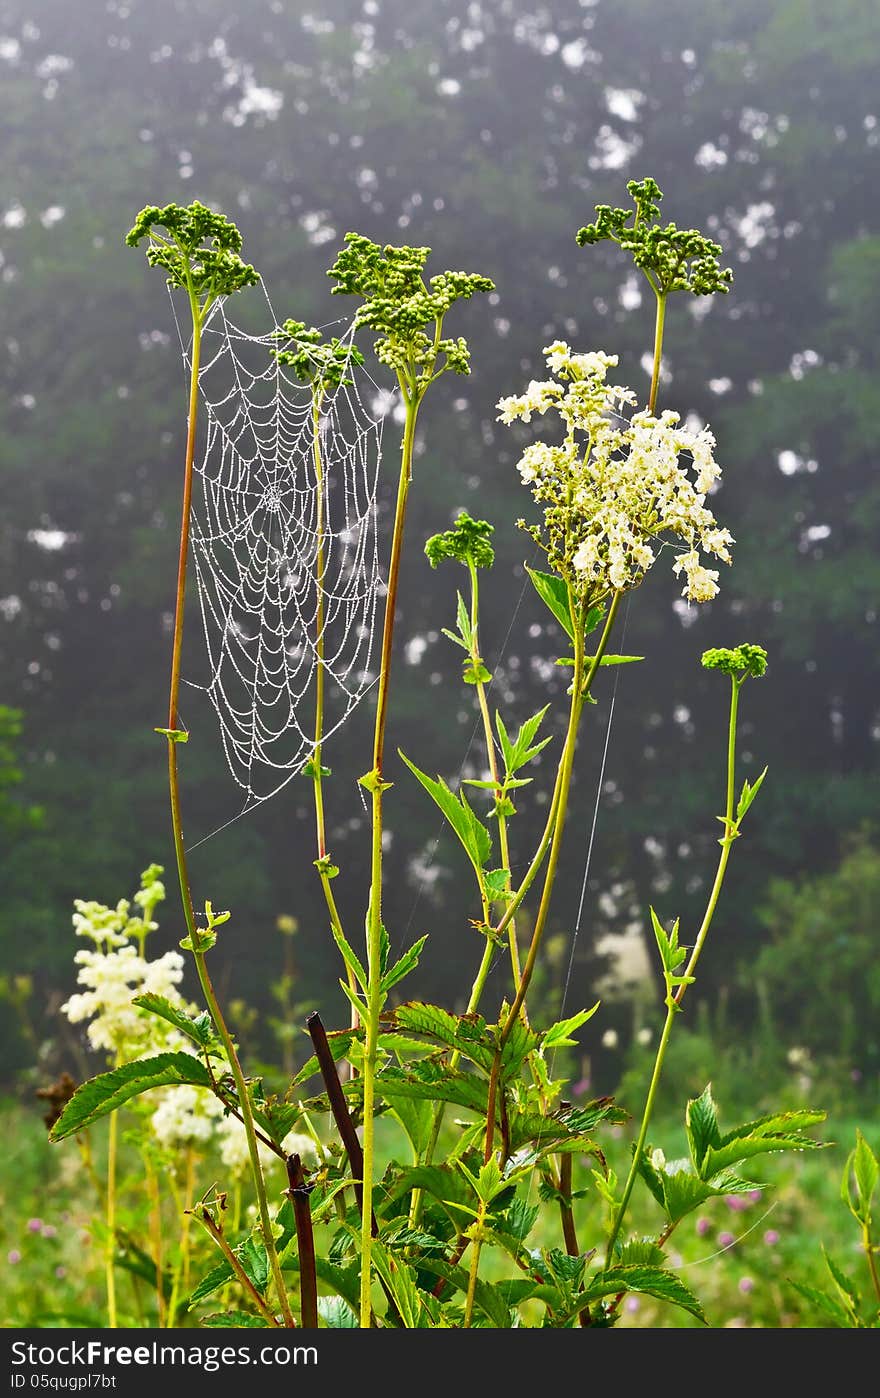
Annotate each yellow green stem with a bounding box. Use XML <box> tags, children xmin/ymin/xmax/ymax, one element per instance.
<box><xmin>360</xmin><ymin>386</ymin><xmax>420</xmax><ymax>1327</ymax></box>
<box><xmin>467</xmin><ymin>558</ymin><xmax>523</xmax><ymax>992</ymax></box>
<box><xmin>105</xmin><ymin>1108</ymin><xmax>118</xmax><ymax>1328</ymax></box>
<box><xmin>604</xmin><ymin>674</ymin><xmax>742</xmax><ymax>1266</ymax></box>
<box><xmin>309</xmin><ymin>393</ymin><xmax>359</xmax><ymax>1022</ymax></box>
<box><xmin>463</xmin><ymin>1204</ymin><xmax>488</xmax><ymax>1327</ymax></box>
<box><xmin>648</xmin><ymin>292</ymin><xmax>666</xmax><ymax>415</ymax></box>
<box><xmin>484</xmin><ymin>591</ymin><xmax>621</xmax><ymax>1162</ymax></box>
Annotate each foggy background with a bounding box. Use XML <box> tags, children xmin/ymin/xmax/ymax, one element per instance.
<box><xmin>1</xmin><ymin>0</ymin><xmax>877</xmax><ymax>1093</ymax></box>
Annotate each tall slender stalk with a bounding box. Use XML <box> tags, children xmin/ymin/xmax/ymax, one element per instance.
<box><xmin>104</xmin><ymin>1107</ymin><xmax>118</xmax><ymax>1328</ymax></box>
<box><xmin>484</xmin><ymin>592</ymin><xmax>621</xmax><ymax>1162</ymax></box>
<box><xmin>286</xmin><ymin>1154</ymin><xmax>319</xmax><ymax>1329</ymax></box>
<box><xmin>164</xmin><ymin>285</ymin><xmax>294</xmax><ymax>1328</ymax></box>
<box><xmin>604</xmin><ymin>673</ymin><xmax>742</xmax><ymax>1265</ymax></box>
<box><xmin>308</xmin><ymin>394</ymin><xmax>357</xmax><ymax>1021</ymax></box>
<box><xmin>648</xmin><ymin>291</ymin><xmax>666</xmax><ymax>416</ymax></box>
<box><xmin>360</xmin><ymin>388</ymin><xmax>419</xmax><ymax>1326</ymax></box>
<box><xmin>467</xmin><ymin>557</ymin><xmax>522</xmax><ymax>991</ymax></box>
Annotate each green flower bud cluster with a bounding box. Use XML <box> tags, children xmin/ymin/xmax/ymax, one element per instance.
<box><xmin>271</xmin><ymin>318</ymin><xmax>364</xmax><ymax>392</ymax></box>
<box><xmin>125</xmin><ymin>201</ymin><xmax>260</xmax><ymax>304</ymax></box>
<box><xmin>425</xmin><ymin>512</ymin><xmax>495</xmax><ymax>570</ymax></box>
<box><xmin>576</xmin><ymin>177</ymin><xmax>732</xmax><ymax>297</ymax></box>
<box><xmin>327</xmin><ymin>233</ymin><xmax>494</xmax><ymax>389</ymax></box>
<box><xmin>701</xmin><ymin>643</ymin><xmax>768</xmax><ymax>678</ymax></box>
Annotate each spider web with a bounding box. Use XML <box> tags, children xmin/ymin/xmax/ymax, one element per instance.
<box><xmin>169</xmin><ymin>282</ymin><xmax>386</xmax><ymax>812</ymax></box>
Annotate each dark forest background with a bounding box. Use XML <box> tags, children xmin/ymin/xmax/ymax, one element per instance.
<box><xmin>1</xmin><ymin>0</ymin><xmax>878</xmax><ymax>1092</ymax></box>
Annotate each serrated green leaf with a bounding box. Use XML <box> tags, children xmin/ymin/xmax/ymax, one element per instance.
<box><xmin>201</xmin><ymin>1311</ymin><xmax>270</xmax><ymax>1328</ymax></box>
<box><xmin>370</xmin><ymin>1240</ymin><xmax>425</xmax><ymax>1328</ymax></box>
<box><xmin>238</xmin><ymin>1236</ymin><xmax>270</xmax><ymax>1293</ymax></box>
<box><xmin>686</xmin><ymin>1085</ymin><xmax>722</xmax><ymax>1176</ymax></box>
<box><xmin>584</xmin><ymin>605</ymin><xmax>605</xmax><ymax>635</ymax></box>
<box><xmin>635</xmin><ymin>1150</ymin><xmax>668</xmax><ymax>1211</ymax></box>
<box><xmin>555</xmin><ymin>654</ymin><xmax>644</xmax><ymax>667</ymax></box>
<box><xmin>703</xmin><ymin>1127</ymin><xmax>826</xmax><ymax>1178</ymax></box>
<box><xmin>188</xmin><ymin>1261</ymin><xmax>234</xmax><ymax>1308</ymax></box>
<box><xmin>417</xmin><ymin>1259</ymin><xmax>513</xmax><ymax>1327</ymax></box>
<box><xmin>853</xmin><ymin>1130</ymin><xmax>879</xmax><ymax>1220</ymax></box>
<box><xmin>383</xmin><ymin>1164</ymin><xmax>476</xmax><ymax>1223</ymax></box>
<box><xmin>717</xmin><ymin>1107</ymin><xmax>826</xmax><ymax>1148</ymax></box>
<box><xmin>283</xmin><ymin>1254</ymin><xmax>361</xmax><ymax>1314</ymax></box>
<box><xmin>132</xmin><ymin>993</ymin><xmax>218</xmax><ymax>1053</ymax></box>
<box><xmin>821</xmin><ymin>1247</ymin><xmax>861</xmax><ymax>1317</ymax></box>
<box><xmin>317</xmin><ymin>1295</ymin><xmax>358</xmax><ymax>1328</ymax></box>
<box><xmin>660</xmin><ymin>1166</ymin><xmax>718</xmax><ymax>1224</ymax></box>
<box><xmin>395</xmin><ymin>1001</ymin><xmax>463</xmax><ymax>1051</ymax></box>
<box><xmin>399</xmin><ymin>751</ymin><xmax>492</xmax><ymax>875</ymax></box>
<box><xmin>577</xmin><ymin>1265</ymin><xmax>706</xmax><ymax>1324</ymax></box>
<box><xmin>455</xmin><ymin>590</ymin><xmax>474</xmax><ymax>651</ymax></box>
<box><xmin>615</xmin><ymin>1239</ymin><xmax>667</xmax><ymax>1267</ymax></box>
<box><xmin>250</xmin><ymin>1099</ymin><xmax>302</xmax><ymax>1146</ymax></box>
<box><xmin>50</xmin><ymin>1053</ymin><xmax>212</xmax><ymax>1140</ymax></box>
<box><xmin>338</xmin><ymin>977</ymin><xmax>369</xmax><ymax>1020</ymax></box>
<box><xmin>382</xmin><ymin>935</ymin><xmax>428</xmax><ymax>993</ymax></box>
<box><xmin>440</xmin><ymin>628</ymin><xmax>468</xmax><ymax>652</ymax></box>
<box><xmin>526</xmin><ymin>567</ymin><xmax>574</xmax><ymax>639</ymax></box>
<box><xmin>500</xmin><ymin>1017</ymin><xmax>540</xmax><ymax>1078</ymax></box>
<box><xmin>389</xmin><ymin>1097</ymin><xmax>436</xmax><ymax>1158</ymax></box>
<box><xmin>542</xmin><ymin>1003</ymin><xmax>601</xmax><ymax>1050</ymax></box>
<box><xmin>736</xmin><ymin>764</ymin><xmax>768</xmax><ymax>822</ymax></box>
<box><xmin>513</xmin><ymin>705</ymin><xmax>550</xmax><ymax>762</ymax></box>
<box><xmin>649</xmin><ymin>907</ymin><xmax>686</xmax><ymax>975</ymax></box>
<box><xmin>291</xmin><ymin>1029</ymin><xmax>358</xmax><ymax>1087</ymax></box>
<box><xmin>483</xmin><ymin>868</ymin><xmax>512</xmax><ymax>903</ymax></box>
<box><xmin>376</xmin><ymin>1063</ymin><xmax>489</xmax><ymax>1116</ymax></box>
<box><xmin>462</xmin><ymin>777</ymin><xmax>529</xmax><ymax>791</ymax></box>
<box><xmin>789</xmin><ymin>1281</ymin><xmax>852</xmax><ymax>1327</ymax></box>
<box><xmin>495</xmin><ymin>711</ymin><xmax>515</xmax><ymax>772</ymax></box>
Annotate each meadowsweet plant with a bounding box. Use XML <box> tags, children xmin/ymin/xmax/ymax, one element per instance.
<box><xmin>49</xmin><ymin>181</ymin><xmax>829</xmax><ymax>1330</ymax></box>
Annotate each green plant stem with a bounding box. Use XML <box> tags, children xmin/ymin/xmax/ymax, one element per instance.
<box><xmin>144</xmin><ymin>1155</ymin><xmax>166</xmax><ymax>1327</ymax></box>
<box><xmin>192</xmin><ymin>1207</ymin><xmax>280</xmax><ymax>1326</ymax></box>
<box><xmin>463</xmin><ymin>1204</ymin><xmax>488</xmax><ymax>1328</ymax></box>
<box><xmin>105</xmin><ymin>1108</ymin><xmax>118</xmax><ymax>1328</ymax></box>
<box><xmin>360</xmin><ymin>388</ymin><xmax>419</xmax><ymax>1327</ymax></box>
<box><xmin>408</xmin><ymin>931</ymin><xmax>497</xmax><ymax>1229</ymax></box>
<box><xmin>164</xmin><ymin>292</ymin><xmax>294</xmax><ymax>1328</ymax></box>
<box><xmin>309</xmin><ymin>394</ymin><xmax>358</xmax><ymax>1026</ymax></box>
<box><xmin>467</xmin><ymin>558</ymin><xmax>523</xmax><ymax>992</ymax></box>
<box><xmin>674</xmin><ymin>676</ymin><xmax>740</xmax><ymax>1000</ymax></box>
<box><xmin>648</xmin><ymin>292</ymin><xmax>666</xmax><ymax>415</ymax></box>
<box><xmin>167</xmin><ymin>1148</ymin><xmax>195</xmax><ymax>1327</ymax></box>
<box><xmin>557</xmin><ymin>1147</ymin><xmax>591</xmax><ymax>1327</ymax></box>
<box><xmin>863</xmin><ymin>1223</ymin><xmax>880</xmax><ymax>1306</ymax></box>
<box><xmin>484</xmin><ymin>591</ymin><xmax>621</xmax><ymax>1162</ymax></box>
<box><xmin>604</xmin><ymin>674</ymin><xmax>742</xmax><ymax>1266</ymax></box>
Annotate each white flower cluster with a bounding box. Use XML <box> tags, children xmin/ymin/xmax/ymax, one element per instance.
<box><xmin>61</xmin><ymin>870</ymin><xmax>323</xmax><ymax>1167</ymax></box>
<box><xmin>151</xmin><ymin>1084</ymin><xmax>225</xmax><ymax>1150</ymax></box>
<box><xmin>497</xmin><ymin>342</ymin><xmax>733</xmax><ymax>603</ymax></box>
<box><xmin>214</xmin><ymin>1119</ymin><xmax>318</xmax><ymax>1177</ymax></box>
<box><xmin>61</xmin><ymin>891</ymin><xmax>190</xmax><ymax>1059</ymax></box>
<box><xmin>61</xmin><ymin>872</ymin><xmax>220</xmax><ymax>1155</ymax></box>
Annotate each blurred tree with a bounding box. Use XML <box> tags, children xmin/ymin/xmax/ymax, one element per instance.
<box><xmin>0</xmin><ymin>0</ymin><xmax>877</xmax><ymax>1073</ymax></box>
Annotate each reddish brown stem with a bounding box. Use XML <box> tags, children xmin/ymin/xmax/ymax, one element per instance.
<box><xmin>286</xmin><ymin>1155</ymin><xmax>319</xmax><ymax>1329</ymax></box>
